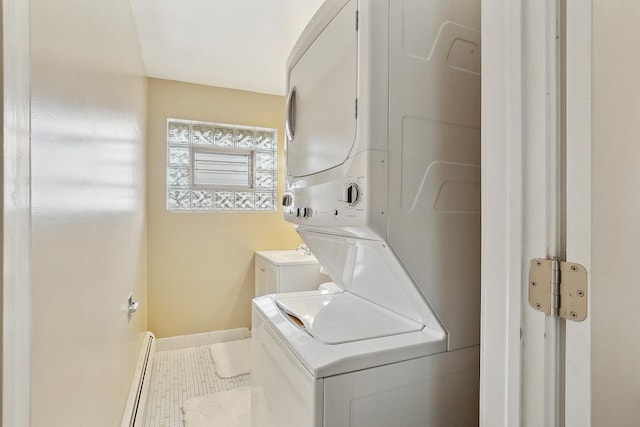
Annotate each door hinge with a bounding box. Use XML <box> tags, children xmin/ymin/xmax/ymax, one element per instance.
<box><xmin>355</xmin><ymin>10</ymin><xmax>359</xmax><ymax>31</ymax></box>
<box><xmin>529</xmin><ymin>258</ymin><xmax>588</xmax><ymax>321</ymax></box>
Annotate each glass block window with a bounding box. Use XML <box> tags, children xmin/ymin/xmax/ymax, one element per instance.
<box><xmin>166</xmin><ymin>119</ymin><xmax>278</xmax><ymax>212</ymax></box>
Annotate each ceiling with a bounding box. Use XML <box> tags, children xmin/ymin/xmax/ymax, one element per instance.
<box><xmin>130</xmin><ymin>0</ymin><xmax>324</xmax><ymax>96</ymax></box>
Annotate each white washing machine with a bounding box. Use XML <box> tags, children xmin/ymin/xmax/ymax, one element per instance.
<box><xmin>251</xmin><ymin>0</ymin><xmax>481</xmax><ymax>426</ymax></box>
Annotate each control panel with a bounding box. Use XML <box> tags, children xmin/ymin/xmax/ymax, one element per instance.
<box><xmin>282</xmin><ymin>151</ymin><xmax>387</xmax><ymax>239</ymax></box>
<box><xmin>283</xmin><ymin>176</ymin><xmax>366</xmax><ymax>220</ymax></box>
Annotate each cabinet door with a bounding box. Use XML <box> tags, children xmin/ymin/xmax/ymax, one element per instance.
<box><xmin>255</xmin><ymin>257</ymin><xmax>279</xmax><ymax>298</ymax></box>
<box><xmin>263</xmin><ymin>263</ymin><xmax>278</xmax><ymax>296</ymax></box>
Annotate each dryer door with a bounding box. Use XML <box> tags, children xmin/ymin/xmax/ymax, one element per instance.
<box><xmin>286</xmin><ymin>0</ymin><xmax>358</xmax><ymax>178</ymax></box>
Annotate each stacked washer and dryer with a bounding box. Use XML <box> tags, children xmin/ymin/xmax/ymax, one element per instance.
<box><xmin>251</xmin><ymin>0</ymin><xmax>481</xmax><ymax>426</ymax></box>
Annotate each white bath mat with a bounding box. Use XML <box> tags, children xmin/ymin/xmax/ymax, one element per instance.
<box><xmin>183</xmin><ymin>386</ymin><xmax>250</xmax><ymax>427</ymax></box>
<box><xmin>209</xmin><ymin>338</ymin><xmax>252</xmax><ymax>378</ymax></box>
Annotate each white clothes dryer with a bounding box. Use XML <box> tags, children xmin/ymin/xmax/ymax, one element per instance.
<box><xmin>252</xmin><ymin>0</ymin><xmax>481</xmax><ymax>426</ymax></box>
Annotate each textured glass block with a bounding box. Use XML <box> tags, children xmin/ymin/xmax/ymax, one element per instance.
<box><xmin>214</xmin><ymin>125</ymin><xmax>235</xmax><ymax>147</ymax></box>
<box><xmin>214</xmin><ymin>191</ymin><xmax>234</xmax><ymax>210</ymax></box>
<box><xmin>235</xmin><ymin>192</ymin><xmax>255</xmax><ymax>210</ymax></box>
<box><xmin>168</xmin><ymin>121</ymin><xmax>191</xmax><ymax>144</ymax></box>
<box><xmin>168</xmin><ymin>168</ymin><xmax>190</xmax><ymax>188</ymax></box>
<box><xmin>255</xmin><ymin>172</ymin><xmax>275</xmax><ymax>190</ymax></box>
<box><xmin>192</xmin><ymin>123</ymin><xmax>214</xmax><ymax>145</ymax></box>
<box><xmin>255</xmin><ymin>192</ymin><xmax>276</xmax><ymax>210</ymax></box>
<box><xmin>255</xmin><ymin>129</ymin><xmax>277</xmax><ymax>151</ymax></box>
<box><xmin>191</xmin><ymin>190</ymin><xmax>214</xmax><ymax>210</ymax></box>
<box><xmin>168</xmin><ymin>190</ymin><xmax>190</xmax><ymax>210</ymax></box>
<box><xmin>168</xmin><ymin>146</ymin><xmax>190</xmax><ymax>167</ymax></box>
<box><xmin>256</xmin><ymin>151</ymin><xmax>275</xmax><ymax>170</ymax></box>
<box><xmin>235</xmin><ymin>127</ymin><xmax>255</xmax><ymax>149</ymax></box>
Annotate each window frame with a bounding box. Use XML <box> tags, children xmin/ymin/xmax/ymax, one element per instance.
<box><xmin>189</xmin><ymin>145</ymin><xmax>256</xmax><ymax>191</ymax></box>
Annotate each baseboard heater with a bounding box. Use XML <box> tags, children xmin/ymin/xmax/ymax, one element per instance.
<box><xmin>121</xmin><ymin>331</ymin><xmax>155</xmax><ymax>427</ymax></box>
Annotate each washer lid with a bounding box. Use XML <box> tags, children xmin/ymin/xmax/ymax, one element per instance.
<box><xmin>274</xmin><ymin>292</ymin><xmax>424</xmax><ymax>345</ymax></box>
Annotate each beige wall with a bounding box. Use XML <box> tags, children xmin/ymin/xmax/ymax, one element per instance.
<box><xmin>30</xmin><ymin>0</ymin><xmax>148</xmax><ymax>425</ymax></box>
<box><xmin>147</xmin><ymin>78</ymin><xmax>301</xmax><ymax>338</ymax></box>
<box><xmin>592</xmin><ymin>1</ymin><xmax>640</xmax><ymax>426</ymax></box>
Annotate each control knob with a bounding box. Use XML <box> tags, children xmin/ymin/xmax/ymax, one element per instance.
<box><xmin>345</xmin><ymin>183</ymin><xmax>361</xmax><ymax>206</ymax></box>
<box><xmin>281</xmin><ymin>193</ymin><xmax>293</xmax><ymax>207</ymax></box>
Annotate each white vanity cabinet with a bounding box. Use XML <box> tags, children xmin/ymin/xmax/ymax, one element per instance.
<box><xmin>254</xmin><ymin>250</ymin><xmax>329</xmax><ymax>297</ymax></box>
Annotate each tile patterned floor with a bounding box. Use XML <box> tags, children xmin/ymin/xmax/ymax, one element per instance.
<box><xmin>142</xmin><ymin>344</ymin><xmax>251</xmax><ymax>427</ymax></box>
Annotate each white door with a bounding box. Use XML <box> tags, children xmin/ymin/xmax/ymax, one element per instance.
<box><xmin>581</xmin><ymin>1</ymin><xmax>640</xmax><ymax>426</ymax></box>
<box><xmin>286</xmin><ymin>0</ymin><xmax>357</xmax><ymax>178</ymax></box>
<box><xmin>482</xmin><ymin>1</ymin><xmax>640</xmax><ymax>426</ymax></box>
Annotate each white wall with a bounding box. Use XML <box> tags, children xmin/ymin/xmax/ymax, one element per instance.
<box><xmin>29</xmin><ymin>0</ymin><xmax>148</xmax><ymax>425</ymax></box>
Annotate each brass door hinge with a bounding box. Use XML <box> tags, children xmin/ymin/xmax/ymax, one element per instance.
<box><xmin>529</xmin><ymin>258</ymin><xmax>588</xmax><ymax>322</ymax></box>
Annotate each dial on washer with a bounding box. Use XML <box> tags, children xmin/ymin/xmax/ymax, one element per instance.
<box><xmin>345</xmin><ymin>183</ymin><xmax>361</xmax><ymax>206</ymax></box>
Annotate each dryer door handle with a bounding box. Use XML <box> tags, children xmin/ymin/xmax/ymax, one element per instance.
<box><xmin>285</xmin><ymin>87</ymin><xmax>297</xmax><ymax>142</ymax></box>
